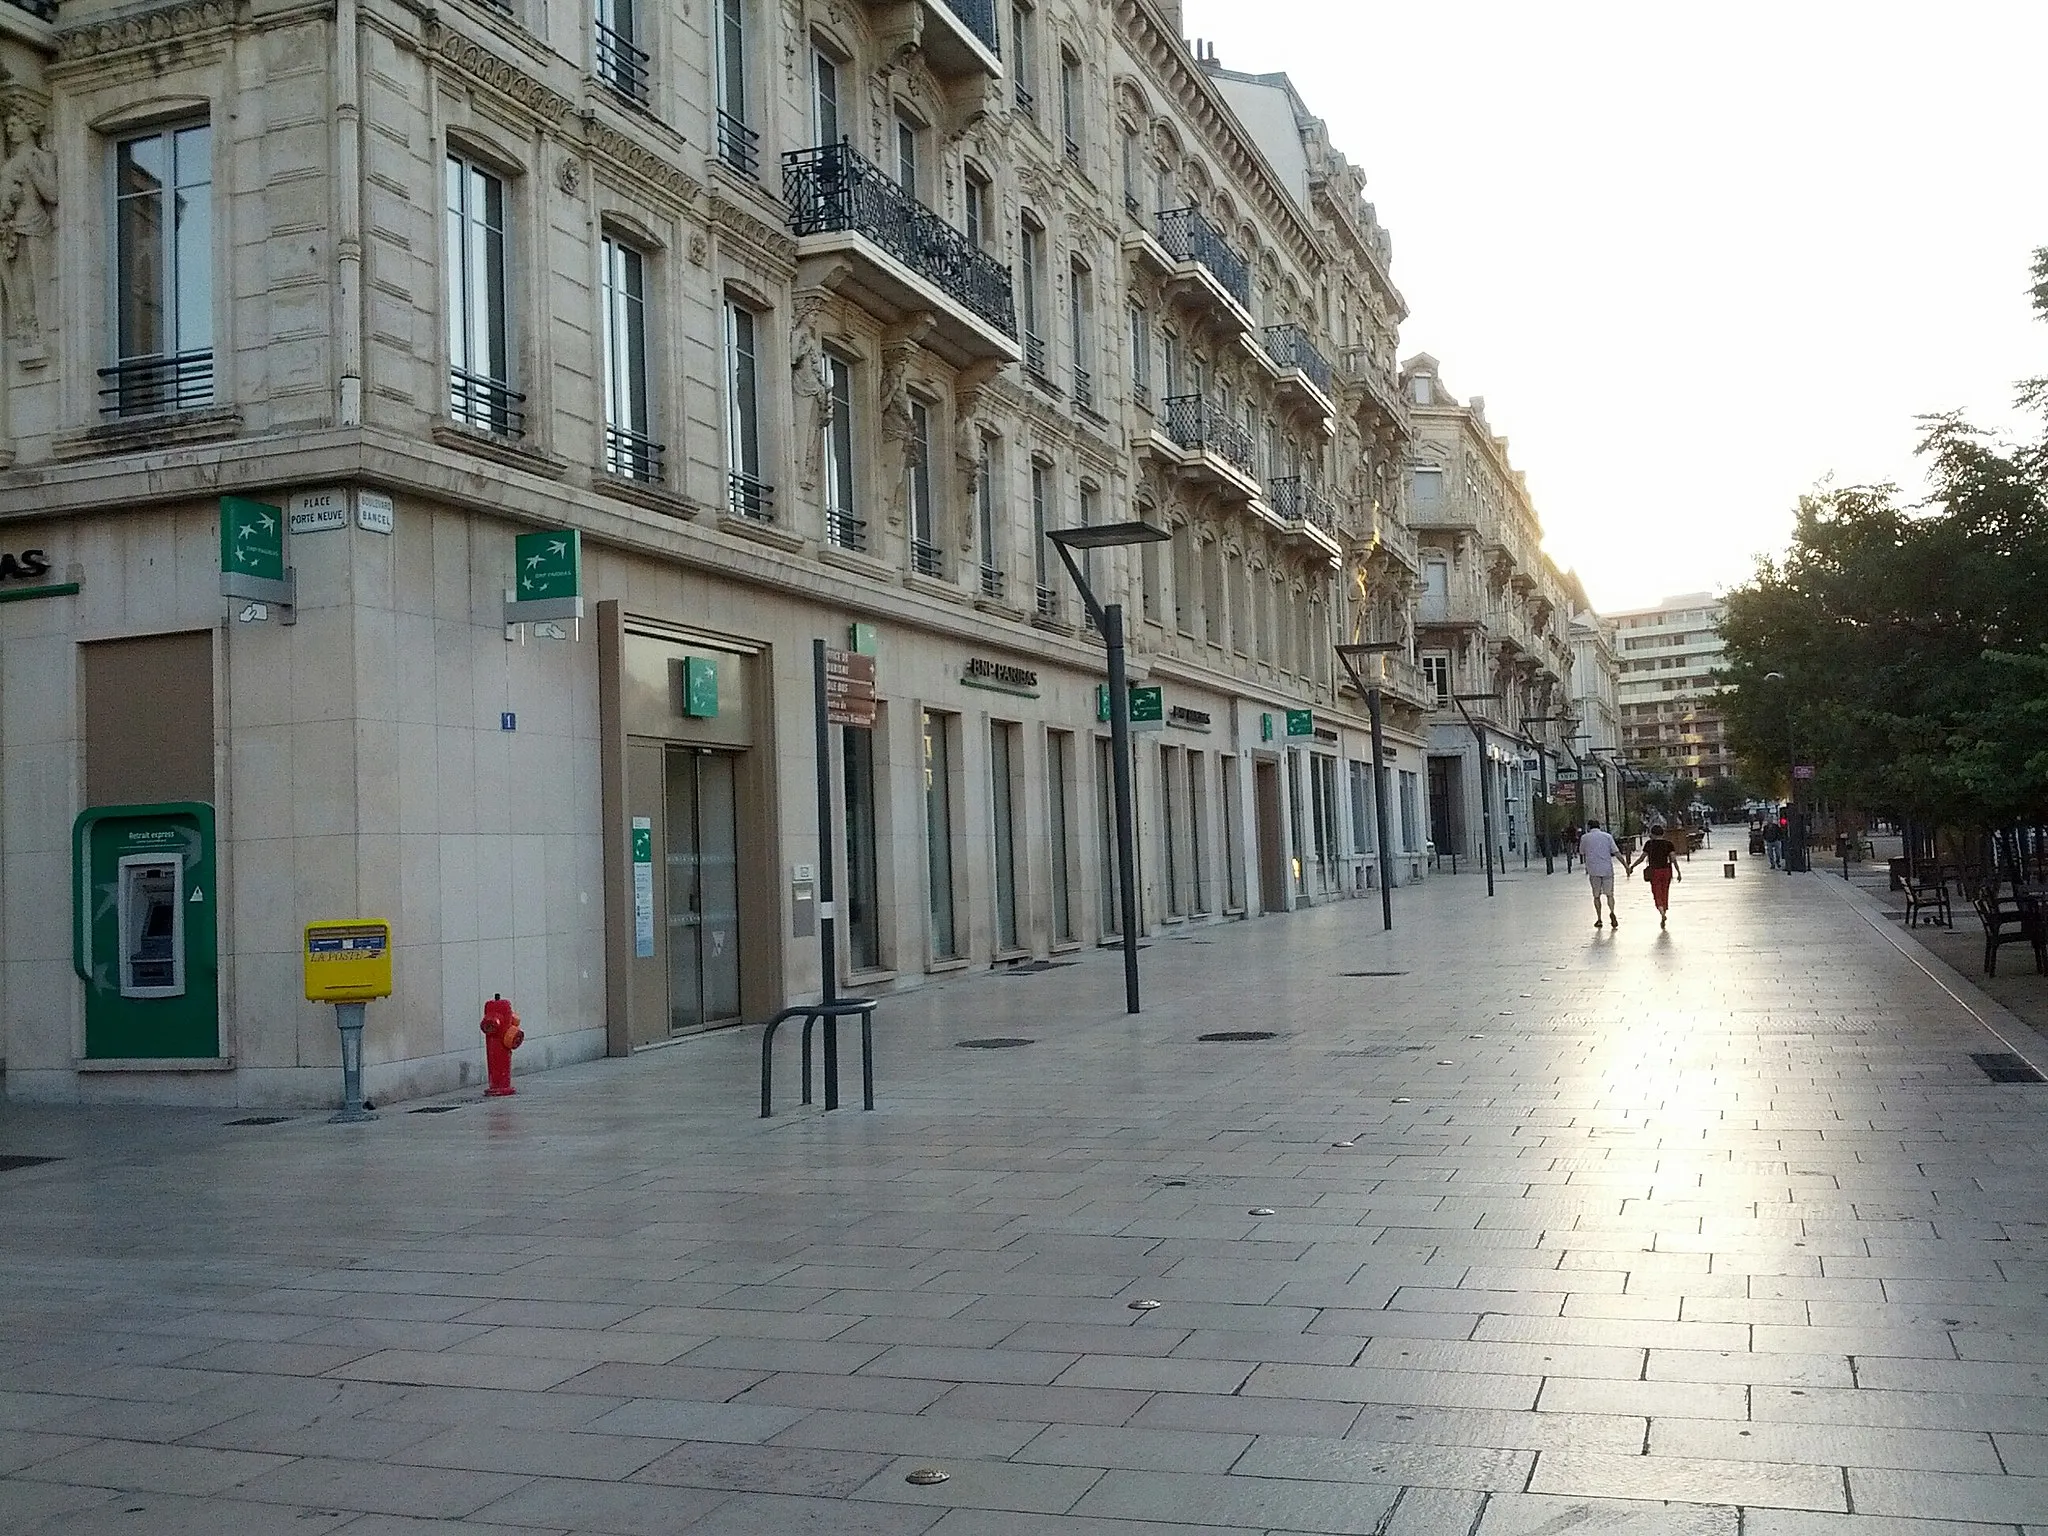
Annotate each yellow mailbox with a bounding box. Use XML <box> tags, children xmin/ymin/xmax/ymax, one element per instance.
<box><xmin>303</xmin><ymin>920</ymin><xmax>393</xmax><ymax>1002</ymax></box>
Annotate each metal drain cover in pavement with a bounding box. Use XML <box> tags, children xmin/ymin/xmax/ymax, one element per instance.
<box><xmin>411</xmin><ymin>1105</ymin><xmax>465</xmax><ymax>1114</ymax></box>
<box><xmin>1341</xmin><ymin>971</ymin><xmax>1408</xmax><ymax>977</ymax></box>
<box><xmin>226</xmin><ymin>1116</ymin><xmax>291</xmax><ymax>1127</ymax></box>
<box><xmin>0</xmin><ymin>1155</ymin><xmax>60</xmax><ymax>1172</ymax></box>
<box><xmin>1972</xmin><ymin>1053</ymin><xmax>2048</xmax><ymax>1084</ymax></box>
<box><xmin>1001</xmin><ymin>960</ymin><xmax>1076</xmax><ymax>974</ymax></box>
<box><xmin>1199</xmin><ymin>1030</ymin><xmax>1277</xmax><ymax>1042</ymax></box>
<box><xmin>957</xmin><ymin>1037</ymin><xmax>1035</xmax><ymax>1049</ymax></box>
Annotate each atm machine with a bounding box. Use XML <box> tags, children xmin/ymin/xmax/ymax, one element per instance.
<box><xmin>72</xmin><ymin>803</ymin><xmax>219</xmax><ymax>1059</ymax></box>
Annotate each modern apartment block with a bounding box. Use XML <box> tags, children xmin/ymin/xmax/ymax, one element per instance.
<box><xmin>0</xmin><ymin>0</ymin><xmax>1437</xmax><ymax>1106</ymax></box>
<box><xmin>1610</xmin><ymin>592</ymin><xmax>1733</xmax><ymax>782</ymax></box>
<box><xmin>1399</xmin><ymin>355</ymin><xmax>1592</xmax><ymax>865</ymax></box>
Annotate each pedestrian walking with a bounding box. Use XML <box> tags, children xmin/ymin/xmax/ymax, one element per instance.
<box><xmin>1579</xmin><ymin>818</ymin><xmax>1622</xmax><ymax>929</ymax></box>
<box><xmin>1762</xmin><ymin>816</ymin><xmax>1784</xmax><ymax>869</ymax></box>
<box><xmin>1641</xmin><ymin>822</ymin><xmax>1681</xmax><ymax>928</ymax></box>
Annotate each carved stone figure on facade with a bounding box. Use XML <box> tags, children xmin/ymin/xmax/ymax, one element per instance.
<box><xmin>877</xmin><ymin>350</ymin><xmax>917</xmax><ymax>522</ymax></box>
<box><xmin>789</xmin><ymin>297</ymin><xmax>832</xmax><ymax>492</ymax></box>
<box><xmin>0</xmin><ymin>94</ymin><xmax>56</xmax><ymax>355</ymax></box>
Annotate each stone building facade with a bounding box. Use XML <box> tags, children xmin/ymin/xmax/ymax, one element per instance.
<box><xmin>0</xmin><ymin>0</ymin><xmax>1433</xmax><ymax>1106</ymax></box>
<box><xmin>1399</xmin><ymin>354</ymin><xmax>1588</xmax><ymax>866</ymax></box>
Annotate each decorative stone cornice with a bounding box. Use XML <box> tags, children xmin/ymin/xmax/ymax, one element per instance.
<box><xmin>709</xmin><ymin>188</ymin><xmax>798</xmax><ymax>271</ymax></box>
<box><xmin>56</xmin><ymin>0</ymin><xmax>233</xmax><ymax>63</ymax></box>
<box><xmin>423</xmin><ymin>17</ymin><xmax>575</xmax><ymax>125</ymax></box>
<box><xmin>583</xmin><ymin>117</ymin><xmax>700</xmax><ymax>210</ymax></box>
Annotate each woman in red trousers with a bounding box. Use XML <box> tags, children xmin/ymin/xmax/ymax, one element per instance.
<box><xmin>1639</xmin><ymin>823</ymin><xmax>1681</xmax><ymax>928</ymax></box>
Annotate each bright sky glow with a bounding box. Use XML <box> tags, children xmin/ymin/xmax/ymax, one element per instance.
<box><xmin>1181</xmin><ymin>0</ymin><xmax>2048</xmax><ymax>611</ymax></box>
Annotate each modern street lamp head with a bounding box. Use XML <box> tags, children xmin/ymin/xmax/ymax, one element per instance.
<box><xmin>1046</xmin><ymin>522</ymin><xmax>1171</xmax><ymax>551</ymax></box>
<box><xmin>1453</xmin><ymin>692</ymin><xmax>1503</xmax><ymax>703</ymax></box>
<box><xmin>1763</xmin><ymin>671</ymin><xmax>1785</xmax><ymax>682</ymax></box>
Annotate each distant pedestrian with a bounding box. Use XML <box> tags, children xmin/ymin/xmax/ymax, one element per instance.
<box><xmin>1579</xmin><ymin>819</ymin><xmax>1622</xmax><ymax>929</ymax></box>
<box><xmin>1641</xmin><ymin>822</ymin><xmax>1682</xmax><ymax>928</ymax></box>
<box><xmin>1762</xmin><ymin>817</ymin><xmax>1784</xmax><ymax>869</ymax></box>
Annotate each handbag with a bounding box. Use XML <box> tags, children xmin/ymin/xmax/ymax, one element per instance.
<box><xmin>1643</xmin><ymin>865</ymin><xmax>1653</xmax><ymax>883</ymax></box>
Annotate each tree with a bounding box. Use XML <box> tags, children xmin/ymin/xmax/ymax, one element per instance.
<box><xmin>1702</xmin><ymin>776</ymin><xmax>1750</xmax><ymax>817</ymax></box>
<box><xmin>1718</xmin><ymin>248</ymin><xmax>2048</xmax><ymax>833</ymax></box>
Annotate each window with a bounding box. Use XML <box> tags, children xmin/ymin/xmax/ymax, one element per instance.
<box><xmin>1409</xmin><ymin>374</ymin><xmax>1431</xmax><ymax>405</ymax></box>
<box><xmin>1255</xmin><ymin>570</ymin><xmax>1273</xmax><ymax>664</ymax></box>
<box><xmin>908</xmin><ymin>399</ymin><xmax>939</xmax><ymax>575</ymax></box>
<box><xmin>963</xmin><ymin>166</ymin><xmax>989</xmax><ymax>248</ymax></box>
<box><xmin>1229</xmin><ymin>549</ymin><xmax>1249</xmax><ymax>654</ymax></box>
<box><xmin>1172</xmin><ymin>526</ymin><xmax>1194</xmax><ymax>637</ymax></box>
<box><xmin>1222</xmin><ymin>755</ymin><xmax>1244</xmax><ymax>910</ymax></box>
<box><xmin>595</xmin><ymin>0</ymin><xmax>650</xmax><ymax>105</ymax></box>
<box><xmin>975</xmin><ymin>434</ymin><xmax>1001</xmax><ymax>598</ymax></box>
<box><xmin>445</xmin><ymin>153</ymin><xmax>518</xmax><ymax>436</ymax></box>
<box><xmin>600</xmin><ymin>234</ymin><xmax>657</xmax><ymax>480</ymax></box>
<box><xmin>1187</xmin><ymin>752</ymin><xmax>1207</xmax><ymax>913</ymax></box>
<box><xmin>1399</xmin><ymin>769</ymin><xmax>1421</xmax><ymax>852</ymax></box>
<box><xmin>1031</xmin><ymin>461</ymin><xmax>1057</xmax><ymax>619</ymax></box>
<box><xmin>724</xmin><ymin>298</ymin><xmax>771</xmax><ymax>520</ymax></box>
<box><xmin>1068</xmin><ymin>259</ymin><xmax>1092</xmax><ymax>409</ymax></box>
<box><xmin>1128</xmin><ymin>303</ymin><xmax>1150</xmax><ymax>407</ymax></box>
<box><xmin>1059</xmin><ymin>49</ymin><xmax>1082</xmax><ymax>163</ymax></box>
<box><xmin>1120</xmin><ymin>128</ymin><xmax>1141</xmax><ymax>214</ymax></box>
<box><xmin>823</xmin><ymin>353</ymin><xmax>859</xmax><ymax>549</ymax></box>
<box><xmin>1020</xmin><ymin>218</ymin><xmax>1047</xmax><ymax>380</ymax></box>
<box><xmin>109</xmin><ymin>121</ymin><xmax>214</xmax><ymax>416</ymax></box>
<box><xmin>1202</xmin><ymin>537</ymin><xmax>1224</xmax><ymax>646</ymax></box>
<box><xmin>1350</xmin><ymin>761</ymin><xmax>1373</xmax><ymax>855</ymax></box>
<box><xmin>1011</xmin><ymin>3</ymin><xmax>1035</xmax><ymax>117</ymax></box>
<box><xmin>715</xmin><ymin>0</ymin><xmax>757</xmax><ymax>174</ymax></box>
<box><xmin>844</xmin><ymin>724</ymin><xmax>882</xmax><ymax>971</ymax></box>
<box><xmin>924</xmin><ymin>711</ymin><xmax>960</xmax><ymax>960</ymax></box>
<box><xmin>1047</xmin><ymin>731</ymin><xmax>1075</xmax><ymax>941</ymax></box>
<box><xmin>1161</xmin><ymin>745</ymin><xmax>1182</xmax><ymax>917</ymax></box>
<box><xmin>1421</xmin><ymin>557</ymin><xmax>1449</xmax><ymax>618</ymax></box>
<box><xmin>1410</xmin><ymin>466</ymin><xmax>1443</xmax><ymax>510</ymax></box>
<box><xmin>812</xmin><ymin>49</ymin><xmax>840</xmax><ymax>144</ymax></box>
<box><xmin>1422</xmin><ymin>652</ymin><xmax>1451</xmax><ymax>705</ymax></box>
<box><xmin>894</xmin><ymin>111</ymin><xmax>921</xmax><ymax>198</ymax></box>
<box><xmin>1140</xmin><ymin>526</ymin><xmax>1162</xmax><ymax>624</ymax></box>
<box><xmin>1096</xmin><ymin>738</ymin><xmax>1120</xmax><ymax>936</ymax></box>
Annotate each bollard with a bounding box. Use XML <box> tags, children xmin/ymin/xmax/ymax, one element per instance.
<box><xmin>330</xmin><ymin>1001</ymin><xmax>377</xmax><ymax>1122</ymax></box>
<box><xmin>480</xmin><ymin>994</ymin><xmax>524</xmax><ymax>1096</ymax></box>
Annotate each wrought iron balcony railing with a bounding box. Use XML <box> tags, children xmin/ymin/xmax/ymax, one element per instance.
<box><xmin>98</xmin><ymin>350</ymin><xmax>213</xmax><ymax>417</ymax></box>
<box><xmin>979</xmin><ymin>562</ymin><xmax>1006</xmax><ymax>600</ymax></box>
<box><xmin>1015</xmin><ymin>81</ymin><xmax>1035</xmax><ymax>118</ymax></box>
<box><xmin>827</xmin><ymin>508</ymin><xmax>867</xmax><ymax>551</ymax></box>
<box><xmin>604</xmin><ymin>424</ymin><xmax>664</xmax><ymax>483</ymax></box>
<box><xmin>1154</xmin><ymin>206</ymin><xmax>1250</xmax><ymax>310</ymax></box>
<box><xmin>1161</xmin><ymin>394</ymin><xmax>1255</xmax><ymax>480</ymax></box>
<box><xmin>1262</xmin><ymin>324</ymin><xmax>1334</xmax><ymax>398</ymax></box>
<box><xmin>448</xmin><ymin>367</ymin><xmax>525</xmax><ymax>437</ymax></box>
<box><xmin>717</xmin><ymin>110</ymin><xmax>759</xmax><ymax>176</ymax></box>
<box><xmin>5</xmin><ymin>0</ymin><xmax>57</xmax><ymax>21</ymax></box>
<box><xmin>594</xmin><ymin>20</ymin><xmax>651</xmax><ymax>106</ymax></box>
<box><xmin>936</xmin><ymin>0</ymin><xmax>999</xmax><ymax>55</ymax></box>
<box><xmin>1022</xmin><ymin>331</ymin><xmax>1053</xmax><ymax>386</ymax></box>
<box><xmin>1072</xmin><ymin>364</ymin><xmax>1094</xmax><ymax>412</ymax></box>
<box><xmin>1266</xmin><ymin>475</ymin><xmax>1336</xmax><ymax>536</ymax></box>
<box><xmin>912</xmin><ymin>538</ymin><xmax>943</xmax><ymax>577</ymax></box>
<box><xmin>728</xmin><ymin>470</ymin><xmax>774</xmax><ymax>523</ymax></box>
<box><xmin>1035</xmin><ymin>583</ymin><xmax>1061</xmax><ymax>621</ymax></box>
<box><xmin>783</xmin><ymin>141</ymin><xmax>1018</xmax><ymax>340</ymax></box>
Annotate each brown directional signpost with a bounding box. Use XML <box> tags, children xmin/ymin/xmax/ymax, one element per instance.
<box><xmin>823</xmin><ymin>647</ymin><xmax>876</xmax><ymax>729</ymax></box>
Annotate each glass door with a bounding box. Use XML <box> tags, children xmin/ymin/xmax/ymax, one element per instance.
<box><xmin>665</xmin><ymin>747</ymin><xmax>743</xmax><ymax>1033</ymax></box>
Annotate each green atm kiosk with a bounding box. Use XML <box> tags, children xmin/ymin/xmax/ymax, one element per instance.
<box><xmin>72</xmin><ymin>803</ymin><xmax>220</xmax><ymax>1059</ymax></box>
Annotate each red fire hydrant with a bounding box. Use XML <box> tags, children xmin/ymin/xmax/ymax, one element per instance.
<box><xmin>480</xmin><ymin>994</ymin><xmax>524</xmax><ymax>1096</ymax></box>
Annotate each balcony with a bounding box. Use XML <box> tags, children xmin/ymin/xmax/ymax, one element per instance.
<box><xmin>5</xmin><ymin>0</ymin><xmax>57</xmax><ymax>19</ymax></box>
<box><xmin>717</xmin><ymin>111</ymin><xmax>759</xmax><ymax>177</ymax></box>
<box><xmin>1261</xmin><ymin>324</ymin><xmax>1337</xmax><ymax>425</ymax></box>
<box><xmin>784</xmin><ymin>141</ymin><xmax>1020</xmax><ymax>368</ymax></box>
<box><xmin>1264</xmin><ymin>475</ymin><xmax>1341</xmax><ymax>561</ymax></box>
<box><xmin>604</xmin><ymin>424</ymin><xmax>664</xmax><ymax>483</ymax></box>
<box><xmin>98</xmin><ymin>350</ymin><xmax>214</xmax><ymax>418</ymax></box>
<box><xmin>728</xmin><ymin>470</ymin><xmax>774</xmax><ymax>524</ymax></box>
<box><xmin>1128</xmin><ymin>208</ymin><xmax>1253</xmax><ymax>338</ymax></box>
<box><xmin>448</xmin><ymin>368</ymin><xmax>525</xmax><ymax>439</ymax></box>
<box><xmin>1338</xmin><ymin>345</ymin><xmax>1412</xmax><ymax>437</ymax></box>
<box><xmin>827</xmin><ymin>508</ymin><xmax>867</xmax><ymax>552</ymax></box>
<box><xmin>853</xmin><ymin>0</ymin><xmax>1001</xmax><ymax>79</ymax></box>
<box><xmin>593</xmin><ymin>19</ymin><xmax>650</xmax><ymax>106</ymax></box>
<box><xmin>1156</xmin><ymin>394</ymin><xmax>1258</xmax><ymax>501</ymax></box>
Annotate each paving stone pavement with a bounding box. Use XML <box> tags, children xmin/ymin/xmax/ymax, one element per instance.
<box><xmin>6</xmin><ymin>855</ymin><xmax>2048</xmax><ymax>1535</ymax></box>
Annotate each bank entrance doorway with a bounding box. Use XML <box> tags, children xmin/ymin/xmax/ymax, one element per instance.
<box><xmin>665</xmin><ymin>747</ymin><xmax>742</xmax><ymax>1033</ymax></box>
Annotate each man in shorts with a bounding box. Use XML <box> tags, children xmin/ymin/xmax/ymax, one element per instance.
<box><xmin>1579</xmin><ymin>818</ymin><xmax>1622</xmax><ymax>929</ymax></box>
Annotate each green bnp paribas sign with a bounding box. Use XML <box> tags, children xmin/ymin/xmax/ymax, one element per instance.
<box><xmin>218</xmin><ymin>496</ymin><xmax>296</xmax><ymax>621</ymax></box>
<box><xmin>505</xmin><ymin>529</ymin><xmax>584</xmax><ymax>624</ymax></box>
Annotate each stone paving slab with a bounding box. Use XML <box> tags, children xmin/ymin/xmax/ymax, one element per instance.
<box><xmin>6</xmin><ymin>862</ymin><xmax>2048</xmax><ymax>1532</ymax></box>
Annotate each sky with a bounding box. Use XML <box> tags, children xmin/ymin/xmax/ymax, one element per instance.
<box><xmin>1180</xmin><ymin>0</ymin><xmax>2048</xmax><ymax>613</ymax></box>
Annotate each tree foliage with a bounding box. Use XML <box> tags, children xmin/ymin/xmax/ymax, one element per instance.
<box><xmin>1718</xmin><ymin>249</ymin><xmax>2048</xmax><ymax>828</ymax></box>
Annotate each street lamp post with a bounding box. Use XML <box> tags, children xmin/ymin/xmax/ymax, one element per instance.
<box><xmin>1762</xmin><ymin>671</ymin><xmax>1806</xmax><ymax>873</ymax></box>
<box><xmin>1521</xmin><ymin>714</ymin><xmax>1568</xmax><ymax>875</ymax></box>
<box><xmin>1590</xmin><ymin>746</ymin><xmax>1619</xmax><ymax>837</ymax></box>
<box><xmin>1049</xmin><ymin>521</ymin><xmax>1172</xmax><ymax>1015</ymax></box>
<box><xmin>1452</xmin><ymin>692</ymin><xmax>1505</xmax><ymax>898</ymax></box>
<box><xmin>1336</xmin><ymin>642</ymin><xmax>1403</xmax><ymax>932</ymax></box>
